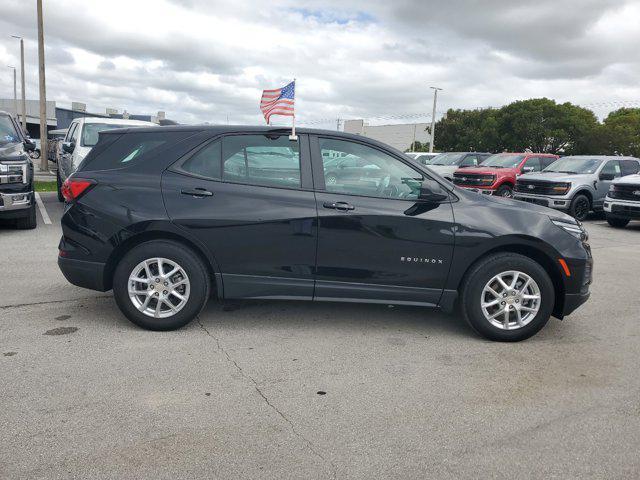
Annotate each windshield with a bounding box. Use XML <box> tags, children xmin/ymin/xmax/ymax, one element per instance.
<box><xmin>0</xmin><ymin>115</ymin><xmax>20</xmax><ymax>146</ymax></box>
<box><xmin>543</xmin><ymin>158</ymin><xmax>602</xmax><ymax>174</ymax></box>
<box><xmin>430</xmin><ymin>152</ymin><xmax>465</xmax><ymax>166</ymax></box>
<box><xmin>81</xmin><ymin>123</ymin><xmax>136</xmax><ymax>147</ymax></box>
<box><xmin>481</xmin><ymin>154</ymin><xmax>525</xmax><ymax>168</ymax></box>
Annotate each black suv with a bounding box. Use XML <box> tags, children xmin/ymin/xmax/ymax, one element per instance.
<box><xmin>58</xmin><ymin>126</ymin><xmax>592</xmax><ymax>341</ymax></box>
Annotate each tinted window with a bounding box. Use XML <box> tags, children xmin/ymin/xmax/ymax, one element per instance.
<box><xmin>222</xmin><ymin>135</ymin><xmax>300</xmax><ymax>188</ymax></box>
<box><xmin>601</xmin><ymin>160</ymin><xmax>622</xmax><ymax>178</ymax></box>
<box><xmin>620</xmin><ymin>160</ymin><xmax>640</xmax><ymax>176</ymax></box>
<box><xmin>460</xmin><ymin>154</ymin><xmax>479</xmax><ymax>167</ymax></box>
<box><xmin>82</xmin><ymin>131</ymin><xmax>192</xmax><ymax>171</ymax></box>
<box><xmin>320</xmin><ymin>138</ymin><xmax>425</xmax><ymax>200</ymax></box>
<box><xmin>180</xmin><ymin>140</ymin><xmax>222</xmax><ymax>179</ymax></box>
<box><xmin>524</xmin><ymin>156</ymin><xmax>542</xmax><ymax>172</ymax></box>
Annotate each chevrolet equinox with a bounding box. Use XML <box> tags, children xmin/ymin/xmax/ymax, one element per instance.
<box><xmin>58</xmin><ymin>126</ymin><xmax>592</xmax><ymax>341</ymax></box>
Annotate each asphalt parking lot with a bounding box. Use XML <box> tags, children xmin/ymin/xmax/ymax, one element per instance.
<box><xmin>1</xmin><ymin>192</ymin><xmax>639</xmax><ymax>479</ymax></box>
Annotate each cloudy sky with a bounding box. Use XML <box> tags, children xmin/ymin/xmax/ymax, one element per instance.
<box><xmin>0</xmin><ymin>0</ymin><xmax>639</xmax><ymax>127</ymax></box>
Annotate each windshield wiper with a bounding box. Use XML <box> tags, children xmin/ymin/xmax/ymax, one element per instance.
<box><xmin>556</xmin><ymin>170</ymin><xmax>578</xmax><ymax>174</ymax></box>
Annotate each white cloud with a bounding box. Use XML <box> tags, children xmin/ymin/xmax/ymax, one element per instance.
<box><xmin>0</xmin><ymin>0</ymin><xmax>638</xmax><ymax>127</ymax></box>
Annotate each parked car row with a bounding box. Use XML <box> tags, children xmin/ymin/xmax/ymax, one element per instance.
<box><xmin>414</xmin><ymin>150</ymin><xmax>640</xmax><ymax>222</ymax></box>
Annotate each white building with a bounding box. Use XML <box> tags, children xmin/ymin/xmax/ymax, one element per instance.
<box><xmin>343</xmin><ymin>119</ymin><xmax>430</xmax><ymax>151</ymax></box>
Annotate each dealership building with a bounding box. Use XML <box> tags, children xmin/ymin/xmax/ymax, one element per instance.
<box><xmin>343</xmin><ymin>119</ymin><xmax>431</xmax><ymax>152</ymax></box>
<box><xmin>0</xmin><ymin>99</ymin><xmax>165</xmax><ymax>138</ymax></box>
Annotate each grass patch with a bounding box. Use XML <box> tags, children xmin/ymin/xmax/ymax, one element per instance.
<box><xmin>34</xmin><ymin>181</ymin><xmax>58</xmax><ymax>192</ymax></box>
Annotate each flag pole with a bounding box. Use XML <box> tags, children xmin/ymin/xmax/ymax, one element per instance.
<box><xmin>289</xmin><ymin>78</ymin><xmax>297</xmax><ymax>141</ymax></box>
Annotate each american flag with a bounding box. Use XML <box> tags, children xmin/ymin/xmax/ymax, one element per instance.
<box><xmin>260</xmin><ymin>81</ymin><xmax>295</xmax><ymax>124</ymax></box>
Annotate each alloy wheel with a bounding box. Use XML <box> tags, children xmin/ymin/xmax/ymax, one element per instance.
<box><xmin>128</xmin><ymin>257</ymin><xmax>190</xmax><ymax>318</ymax></box>
<box><xmin>480</xmin><ymin>270</ymin><xmax>541</xmax><ymax>330</ymax></box>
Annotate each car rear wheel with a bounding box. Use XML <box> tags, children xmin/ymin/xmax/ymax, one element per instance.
<box><xmin>56</xmin><ymin>170</ymin><xmax>64</xmax><ymax>202</ymax></box>
<box><xmin>460</xmin><ymin>252</ymin><xmax>554</xmax><ymax>341</ymax></box>
<box><xmin>113</xmin><ymin>240</ymin><xmax>210</xmax><ymax>331</ymax></box>
<box><xmin>495</xmin><ymin>185</ymin><xmax>513</xmax><ymax>197</ymax></box>
<box><xmin>606</xmin><ymin>216</ymin><xmax>629</xmax><ymax>228</ymax></box>
<box><xmin>569</xmin><ymin>194</ymin><xmax>590</xmax><ymax>221</ymax></box>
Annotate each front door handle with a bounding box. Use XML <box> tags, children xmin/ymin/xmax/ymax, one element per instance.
<box><xmin>181</xmin><ymin>188</ymin><xmax>213</xmax><ymax>197</ymax></box>
<box><xmin>323</xmin><ymin>201</ymin><xmax>355</xmax><ymax>211</ymax></box>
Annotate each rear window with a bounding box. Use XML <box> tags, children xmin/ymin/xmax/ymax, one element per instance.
<box><xmin>80</xmin><ymin>131</ymin><xmax>192</xmax><ymax>171</ymax></box>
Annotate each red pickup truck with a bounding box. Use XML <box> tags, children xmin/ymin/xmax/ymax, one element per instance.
<box><xmin>452</xmin><ymin>153</ymin><xmax>559</xmax><ymax>197</ymax></box>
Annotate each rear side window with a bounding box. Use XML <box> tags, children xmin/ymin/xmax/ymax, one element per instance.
<box><xmin>620</xmin><ymin>160</ymin><xmax>640</xmax><ymax>176</ymax></box>
<box><xmin>222</xmin><ymin>135</ymin><xmax>301</xmax><ymax>188</ymax></box>
<box><xmin>81</xmin><ymin>131</ymin><xmax>192</xmax><ymax>171</ymax></box>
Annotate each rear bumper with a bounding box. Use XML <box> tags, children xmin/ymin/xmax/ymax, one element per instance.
<box><xmin>58</xmin><ymin>255</ymin><xmax>109</xmax><ymax>292</ymax></box>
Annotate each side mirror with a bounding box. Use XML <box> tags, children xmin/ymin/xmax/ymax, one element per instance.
<box><xmin>23</xmin><ymin>138</ymin><xmax>36</xmax><ymax>152</ymax></box>
<box><xmin>62</xmin><ymin>141</ymin><xmax>75</xmax><ymax>154</ymax></box>
<box><xmin>419</xmin><ymin>179</ymin><xmax>449</xmax><ymax>203</ymax></box>
<box><xmin>599</xmin><ymin>172</ymin><xmax>615</xmax><ymax>181</ymax></box>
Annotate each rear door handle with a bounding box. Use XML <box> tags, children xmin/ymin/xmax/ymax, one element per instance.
<box><xmin>181</xmin><ymin>188</ymin><xmax>213</xmax><ymax>197</ymax></box>
<box><xmin>323</xmin><ymin>201</ymin><xmax>355</xmax><ymax>211</ymax></box>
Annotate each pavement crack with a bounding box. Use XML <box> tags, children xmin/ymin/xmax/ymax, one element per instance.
<box><xmin>196</xmin><ymin>317</ymin><xmax>337</xmax><ymax>479</ymax></box>
<box><xmin>0</xmin><ymin>295</ymin><xmax>110</xmax><ymax>310</ymax></box>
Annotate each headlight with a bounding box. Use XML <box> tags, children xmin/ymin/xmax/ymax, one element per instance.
<box><xmin>552</xmin><ymin>182</ymin><xmax>571</xmax><ymax>194</ymax></box>
<box><xmin>552</xmin><ymin>218</ymin><xmax>588</xmax><ymax>241</ymax></box>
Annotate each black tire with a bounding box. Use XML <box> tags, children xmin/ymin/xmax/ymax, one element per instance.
<box><xmin>569</xmin><ymin>194</ymin><xmax>591</xmax><ymax>221</ymax></box>
<box><xmin>606</xmin><ymin>216</ymin><xmax>629</xmax><ymax>228</ymax></box>
<box><xmin>31</xmin><ymin>149</ymin><xmax>41</xmax><ymax>159</ymax></box>
<box><xmin>460</xmin><ymin>253</ymin><xmax>555</xmax><ymax>342</ymax></box>
<box><xmin>113</xmin><ymin>240</ymin><xmax>211</xmax><ymax>331</ymax></box>
<box><xmin>15</xmin><ymin>202</ymin><xmax>37</xmax><ymax>230</ymax></box>
<box><xmin>56</xmin><ymin>170</ymin><xmax>64</xmax><ymax>202</ymax></box>
<box><xmin>495</xmin><ymin>184</ymin><xmax>513</xmax><ymax>197</ymax></box>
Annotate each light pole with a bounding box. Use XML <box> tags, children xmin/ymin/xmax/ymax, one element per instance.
<box><xmin>429</xmin><ymin>86</ymin><xmax>442</xmax><ymax>153</ymax></box>
<box><xmin>7</xmin><ymin>66</ymin><xmax>17</xmax><ymax>117</ymax></box>
<box><xmin>37</xmin><ymin>0</ymin><xmax>48</xmax><ymax>171</ymax></box>
<box><xmin>11</xmin><ymin>35</ymin><xmax>27</xmax><ymax>132</ymax></box>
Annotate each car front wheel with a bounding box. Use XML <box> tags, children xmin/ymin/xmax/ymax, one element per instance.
<box><xmin>495</xmin><ymin>185</ymin><xmax>513</xmax><ymax>197</ymax></box>
<box><xmin>606</xmin><ymin>216</ymin><xmax>629</xmax><ymax>228</ymax></box>
<box><xmin>460</xmin><ymin>252</ymin><xmax>555</xmax><ymax>341</ymax></box>
<box><xmin>113</xmin><ymin>240</ymin><xmax>210</xmax><ymax>331</ymax></box>
<box><xmin>569</xmin><ymin>194</ymin><xmax>591</xmax><ymax>221</ymax></box>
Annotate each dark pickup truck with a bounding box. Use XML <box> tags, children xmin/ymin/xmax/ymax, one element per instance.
<box><xmin>0</xmin><ymin>110</ymin><xmax>37</xmax><ymax>229</ymax></box>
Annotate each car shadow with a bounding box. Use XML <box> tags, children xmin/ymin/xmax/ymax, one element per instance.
<box><xmin>197</xmin><ymin>298</ymin><xmax>474</xmax><ymax>339</ymax></box>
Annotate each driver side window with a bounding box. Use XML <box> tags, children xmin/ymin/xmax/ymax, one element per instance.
<box><xmin>319</xmin><ymin>138</ymin><xmax>425</xmax><ymax>200</ymax></box>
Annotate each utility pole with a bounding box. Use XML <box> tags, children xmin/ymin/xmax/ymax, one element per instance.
<box><xmin>36</xmin><ymin>0</ymin><xmax>48</xmax><ymax>171</ymax></box>
<box><xmin>429</xmin><ymin>86</ymin><xmax>442</xmax><ymax>153</ymax></box>
<box><xmin>12</xmin><ymin>36</ymin><xmax>27</xmax><ymax>131</ymax></box>
<box><xmin>8</xmin><ymin>66</ymin><xmax>17</xmax><ymax>117</ymax></box>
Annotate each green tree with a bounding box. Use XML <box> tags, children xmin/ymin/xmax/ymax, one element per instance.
<box><xmin>496</xmin><ymin>98</ymin><xmax>599</xmax><ymax>154</ymax></box>
<box><xmin>434</xmin><ymin>108</ymin><xmax>501</xmax><ymax>152</ymax></box>
<box><xmin>433</xmin><ymin>98</ymin><xmax>600</xmax><ymax>154</ymax></box>
<box><xmin>599</xmin><ymin>108</ymin><xmax>640</xmax><ymax>156</ymax></box>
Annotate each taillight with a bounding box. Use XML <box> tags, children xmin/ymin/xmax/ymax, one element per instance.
<box><xmin>61</xmin><ymin>178</ymin><xmax>95</xmax><ymax>202</ymax></box>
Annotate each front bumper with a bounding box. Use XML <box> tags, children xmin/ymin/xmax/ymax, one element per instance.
<box><xmin>459</xmin><ymin>186</ymin><xmax>496</xmax><ymax>195</ymax></box>
<box><xmin>513</xmin><ymin>192</ymin><xmax>571</xmax><ymax>210</ymax></box>
<box><xmin>563</xmin><ymin>291</ymin><xmax>591</xmax><ymax>316</ymax></box>
<box><xmin>603</xmin><ymin>198</ymin><xmax>640</xmax><ymax>219</ymax></box>
<box><xmin>0</xmin><ymin>190</ymin><xmax>33</xmax><ymax>213</ymax></box>
<box><xmin>58</xmin><ymin>255</ymin><xmax>109</xmax><ymax>292</ymax></box>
